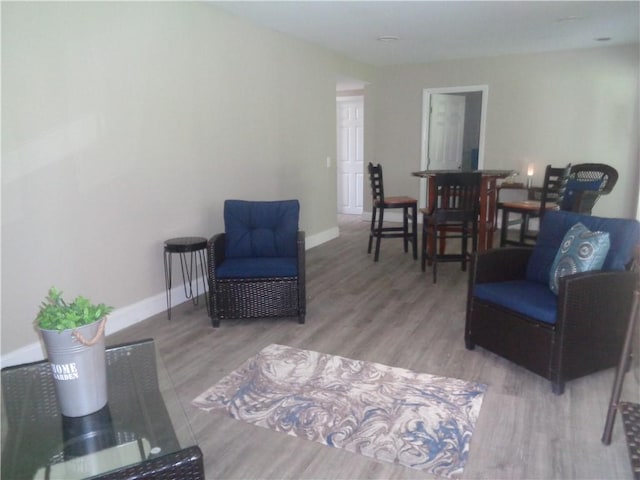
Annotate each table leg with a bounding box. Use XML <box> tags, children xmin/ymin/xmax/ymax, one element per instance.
<box><xmin>196</xmin><ymin>249</ymin><xmax>210</xmax><ymax>315</ymax></box>
<box><xmin>179</xmin><ymin>252</ymin><xmax>196</xmax><ymax>301</ymax></box>
<box><xmin>165</xmin><ymin>248</ymin><xmax>209</xmax><ymax>320</ymax></box>
<box><xmin>426</xmin><ymin>178</ymin><xmax>436</xmax><ymax>264</ymax></box>
<box><xmin>163</xmin><ymin>250</ymin><xmax>173</xmax><ymax>320</ymax></box>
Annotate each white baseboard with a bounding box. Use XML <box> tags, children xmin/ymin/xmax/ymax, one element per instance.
<box><xmin>306</xmin><ymin>226</ymin><xmax>339</xmax><ymax>249</ymax></box>
<box><xmin>1</xmin><ymin>339</ymin><xmax>47</xmax><ymax>368</ymax></box>
<box><xmin>1</xmin><ymin>226</ymin><xmax>340</xmax><ymax>368</ymax></box>
<box><xmin>0</xmin><ymin>284</ymin><xmax>194</xmax><ymax>368</ymax></box>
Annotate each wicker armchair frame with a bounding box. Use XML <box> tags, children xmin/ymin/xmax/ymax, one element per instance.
<box><xmin>207</xmin><ymin>231</ymin><xmax>306</xmax><ymax>328</ymax></box>
<box><xmin>465</xmin><ymin>247</ymin><xmax>638</xmax><ymax>394</ymax></box>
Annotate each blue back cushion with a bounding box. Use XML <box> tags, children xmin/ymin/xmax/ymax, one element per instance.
<box><xmin>224</xmin><ymin>200</ymin><xmax>299</xmax><ymax>258</ymax></box>
<box><xmin>560</xmin><ymin>178</ymin><xmax>603</xmax><ymax>211</ymax></box>
<box><xmin>526</xmin><ymin>210</ymin><xmax>640</xmax><ymax>284</ymax></box>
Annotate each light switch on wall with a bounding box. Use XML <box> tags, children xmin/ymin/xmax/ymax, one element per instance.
<box><xmin>326</xmin><ymin>156</ymin><xmax>331</xmax><ymax>168</ymax></box>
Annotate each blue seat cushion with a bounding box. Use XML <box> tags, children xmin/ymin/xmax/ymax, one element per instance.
<box><xmin>474</xmin><ymin>280</ymin><xmax>558</xmax><ymax>325</ymax></box>
<box><xmin>560</xmin><ymin>178</ymin><xmax>603</xmax><ymax>211</ymax></box>
<box><xmin>216</xmin><ymin>257</ymin><xmax>298</xmax><ymax>279</ymax></box>
<box><xmin>526</xmin><ymin>210</ymin><xmax>640</xmax><ymax>285</ymax></box>
<box><xmin>224</xmin><ymin>200</ymin><xmax>299</xmax><ymax>258</ymax></box>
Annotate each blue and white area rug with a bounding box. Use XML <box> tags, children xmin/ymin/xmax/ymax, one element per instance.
<box><xmin>192</xmin><ymin>344</ymin><xmax>487</xmax><ymax>478</ymax></box>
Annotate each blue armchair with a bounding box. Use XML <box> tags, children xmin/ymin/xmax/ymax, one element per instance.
<box><xmin>466</xmin><ymin>210</ymin><xmax>640</xmax><ymax>394</ymax></box>
<box><xmin>207</xmin><ymin>200</ymin><xmax>306</xmax><ymax>328</ymax></box>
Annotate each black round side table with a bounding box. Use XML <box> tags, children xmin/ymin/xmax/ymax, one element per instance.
<box><xmin>163</xmin><ymin>237</ymin><xmax>209</xmax><ymax>320</ymax></box>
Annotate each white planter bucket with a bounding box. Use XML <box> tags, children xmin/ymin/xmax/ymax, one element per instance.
<box><xmin>39</xmin><ymin>318</ymin><xmax>108</xmax><ymax>417</ymax></box>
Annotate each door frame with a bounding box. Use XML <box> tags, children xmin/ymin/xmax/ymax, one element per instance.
<box><xmin>419</xmin><ymin>85</ymin><xmax>488</xmax><ymax>209</ymax></box>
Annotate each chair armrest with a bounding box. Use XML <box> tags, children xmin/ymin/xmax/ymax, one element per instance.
<box><xmin>297</xmin><ymin>231</ymin><xmax>306</xmax><ymax>317</ymax></box>
<box><xmin>552</xmin><ymin>270</ymin><xmax>638</xmax><ymax>375</ymax></box>
<box><xmin>297</xmin><ymin>231</ymin><xmax>306</xmax><ymax>277</ymax></box>
<box><xmin>470</xmin><ymin>247</ymin><xmax>532</xmax><ymax>285</ymax></box>
<box><xmin>557</xmin><ymin>270</ymin><xmax>637</xmax><ymax>333</ymax></box>
<box><xmin>207</xmin><ymin>233</ymin><xmax>225</xmax><ymax>281</ymax></box>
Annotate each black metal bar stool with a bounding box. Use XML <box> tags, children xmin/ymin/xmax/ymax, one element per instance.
<box><xmin>163</xmin><ymin>237</ymin><xmax>209</xmax><ymax>320</ymax></box>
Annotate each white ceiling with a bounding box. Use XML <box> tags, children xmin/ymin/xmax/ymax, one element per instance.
<box><xmin>212</xmin><ymin>1</ymin><xmax>639</xmax><ymax>69</ymax></box>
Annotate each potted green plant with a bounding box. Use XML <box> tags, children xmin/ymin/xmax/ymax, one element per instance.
<box><xmin>36</xmin><ymin>287</ymin><xmax>113</xmax><ymax>417</ymax></box>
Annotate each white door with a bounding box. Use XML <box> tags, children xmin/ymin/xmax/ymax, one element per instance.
<box><xmin>427</xmin><ymin>94</ymin><xmax>466</xmax><ymax>170</ymax></box>
<box><xmin>337</xmin><ymin>97</ymin><xmax>364</xmax><ymax>214</ymax></box>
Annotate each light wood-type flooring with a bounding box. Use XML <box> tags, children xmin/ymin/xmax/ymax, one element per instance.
<box><xmin>108</xmin><ymin>215</ymin><xmax>639</xmax><ymax>479</ymax></box>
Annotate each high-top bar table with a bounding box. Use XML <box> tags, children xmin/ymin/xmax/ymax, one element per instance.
<box><xmin>412</xmin><ymin>169</ymin><xmax>514</xmax><ymax>252</ymax></box>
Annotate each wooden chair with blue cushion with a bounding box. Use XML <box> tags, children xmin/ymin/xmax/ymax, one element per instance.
<box><xmin>465</xmin><ymin>210</ymin><xmax>640</xmax><ymax>394</ymax></box>
<box><xmin>207</xmin><ymin>199</ymin><xmax>305</xmax><ymax>328</ymax></box>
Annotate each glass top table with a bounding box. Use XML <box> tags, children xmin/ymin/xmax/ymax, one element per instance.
<box><xmin>1</xmin><ymin>339</ymin><xmax>202</xmax><ymax>479</ymax></box>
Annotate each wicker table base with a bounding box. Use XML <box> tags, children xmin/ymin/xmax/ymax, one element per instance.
<box><xmin>620</xmin><ymin>402</ymin><xmax>640</xmax><ymax>480</ymax></box>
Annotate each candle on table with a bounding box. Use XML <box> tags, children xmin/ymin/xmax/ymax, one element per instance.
<box><xmin>526</xmin><ymin>164</ymin><xmax>534</xmax><ymax>188</ymax></box>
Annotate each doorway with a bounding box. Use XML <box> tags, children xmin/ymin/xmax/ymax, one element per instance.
<box><xmin>419</xmin><ymin>85</ymin><xmax>488</xmax><ymax>208</ymax></box>
<box><xmin>336</xmin><ymin>96</ymin><xmax>364</xmax><ymax>215</ymax></box>
<box><xmin>427</xmin><ymin>93</ymin><xmax>466</xmax><ymax>170</ymax></box>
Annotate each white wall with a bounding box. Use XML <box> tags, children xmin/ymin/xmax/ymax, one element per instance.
<box><xmin>1</xmin><ymin>2</ymin><xmax>374</xmax><ymax>360</ymax></box>
<box><xmin>368</xmin><ymin>45</ymin><xmax>640</xmax><ymax>218</ymax></box>
<box><xmin>4</xmin><ymin>3</ymin><xmax>638</xmax><ymax>364</ymax></box>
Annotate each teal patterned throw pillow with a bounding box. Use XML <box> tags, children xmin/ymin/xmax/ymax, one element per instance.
<box><xmin>549</xmin><ymin>222</ymin><xmax>610</xmax><ymax>294</ymax></box>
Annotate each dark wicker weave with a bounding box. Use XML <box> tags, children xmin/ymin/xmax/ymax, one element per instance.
<box><xmin>465</xmin><ymin>247</ymin><xmax>638</xmax><ymax>394</ymax></box>
<box><xmin>96</xmin><ymin>445</ymin><xmax>204</xmax><ymax>480</ymax></box>
<box><xmin>619</xmin><ymin>402</ymin><xmax>640</xmax><ymax>480</ymax></box>
<box><xmin>207</xmin><ymin>231</ymin><xmax>306</xmax><ymax>327</ymax></box>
